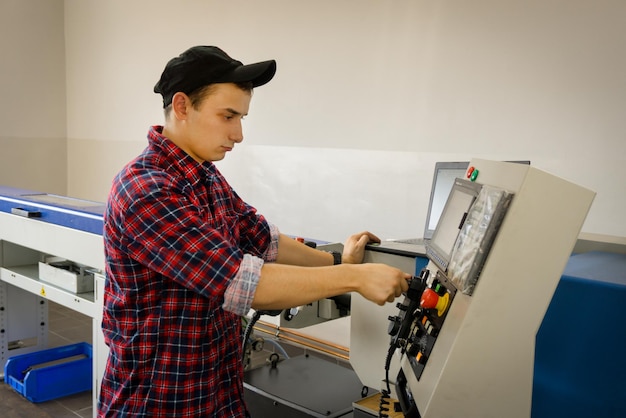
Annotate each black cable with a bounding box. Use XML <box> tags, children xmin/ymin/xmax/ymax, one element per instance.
<box><xmin>242</xmin><ymin>309</ymin><xmax>283</xmax><ymax>362</ymax></box>
<box><xmin>379</xmin><ymin>343</ymin><xmax>396</xmax><ymax>418</ymax></box>
<box><xmin>242</xmin><ymin>310</ymin><xmax>263</xmax><ymax>361</ymax></box>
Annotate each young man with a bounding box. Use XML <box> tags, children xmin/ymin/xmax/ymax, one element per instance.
<box><xmin>98</xmin><ymin>45</ymin><xmax>410</xmax><ymax>417</ymax></box>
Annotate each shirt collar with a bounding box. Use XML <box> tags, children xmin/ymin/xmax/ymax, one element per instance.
<box><xmin>148</xmin><ymin>125</ymin><xmax>217</xmax><ymax>182</ymax></box>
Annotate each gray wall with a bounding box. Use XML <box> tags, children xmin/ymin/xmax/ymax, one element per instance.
<box><xmin>0</xmin><ymin>0</ymin><xmax>66</xmax><ymax>194</ymax></box>
<box><xmin>2</xmin><ymin>0</ymin><xmax>625</xmax><ymax>242</ymax></box>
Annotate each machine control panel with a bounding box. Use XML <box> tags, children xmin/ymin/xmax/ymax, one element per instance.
<box><xmin>370</xmin><ymin>160</ymin><xmax>595</xmax><ymax>418</ymax></box>
<box><xmin>387</xmin><ymin>267</ymin><xmax>456</xmax><ymax>381</ymax></box>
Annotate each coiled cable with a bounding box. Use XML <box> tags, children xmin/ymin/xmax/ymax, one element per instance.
<box><xmin>379</xmin><ymin>342</ymin><xmax>396</xmax><ymax>417</ymax></box>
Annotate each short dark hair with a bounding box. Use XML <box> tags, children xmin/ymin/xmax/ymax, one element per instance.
<box><xmin>163</xmin><ymin>81</ymin><xmax>254</xmax><ymax>119</ymax></box>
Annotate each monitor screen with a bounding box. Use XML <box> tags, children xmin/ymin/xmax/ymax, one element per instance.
<box><xmin>424</xmin><ymin>162</ymin><xmax>469</xmax><ymax>238</ymax></box>
<box><xmin>426</xmin><ymin>178</ymin><xmax>482</xmax><ymax>272</ymax></box>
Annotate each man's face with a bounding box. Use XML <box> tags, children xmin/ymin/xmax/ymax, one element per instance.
<box><xmin>182</xmin><ymin>83</ymin><xmax>252</xmax><ymax>163</ymax></box>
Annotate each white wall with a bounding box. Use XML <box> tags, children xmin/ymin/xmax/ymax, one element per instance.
<box><xmin>61</xmin><ymin>0</ymin><xmax>626</xmax><ymax>242</ymax></box>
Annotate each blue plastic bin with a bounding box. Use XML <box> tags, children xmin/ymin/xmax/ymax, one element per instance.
<box><xmin>4</xmin><ymin>342</ymin><xmax>93</xmax><ymax>403</ymax></box>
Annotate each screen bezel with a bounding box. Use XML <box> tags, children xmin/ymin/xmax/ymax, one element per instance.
<box><xmin>426</xmin><ymin>178</ymin><xmax>483</xmax><ymax>272</ymax></box>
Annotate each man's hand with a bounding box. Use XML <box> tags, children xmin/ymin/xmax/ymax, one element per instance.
<box><xmin>341</xmin><ymin>231</ymin><xmax>381</xmax><ymax>264</ymax></box>
<box><xmin>354</xmin><ymin>263</ymin><xmax>411</xmax><ymax>305</ymax></box>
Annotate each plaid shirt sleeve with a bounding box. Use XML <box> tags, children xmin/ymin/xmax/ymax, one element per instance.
<box><xmin>222</xmin><ymin>223</ymin><xmax>279</xmax><ymax>315</ymax></box>
<box><xmin>262</xmin><ymin>222</ymin><xmax>280</xmax><ymax>262</ymax></box>
<box><xmin>121</xmin><ymin>189</ymin><xmax>241</xmax><ymax>300</ymax></box>
<box><xmin>112</xmin><ymin>168</ymin><xmax>273</xmax><ymax>303</ymax></box>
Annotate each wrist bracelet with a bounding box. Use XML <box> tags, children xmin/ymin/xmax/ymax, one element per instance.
<box><xmin>329</xmin><ymin>251</ymin><xmax>342</xmax><ymax>265</ymax></box>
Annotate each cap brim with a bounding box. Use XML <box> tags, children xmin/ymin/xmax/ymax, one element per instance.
<box><xmin>220</xmin><ymin>60</ymin><xmax>277</xmax><ymax>87</ymax></box>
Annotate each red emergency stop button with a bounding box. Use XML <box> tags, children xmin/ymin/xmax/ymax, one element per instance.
<box><xmin>420</xmin><ymin>289</ymin><xmax>450</xmax><ymax>317</ymax></box>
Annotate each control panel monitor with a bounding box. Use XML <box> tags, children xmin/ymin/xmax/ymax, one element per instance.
<box><xmin>426</xmin><ymin>178</ymin><xmax>482</xmax><ymax>272</ymax></box>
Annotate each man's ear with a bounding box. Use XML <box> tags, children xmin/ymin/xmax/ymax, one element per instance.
<box><xmin>171</xmin><ymin>92</ymin><xmax>190</xmax><ymax>120</ymax></box>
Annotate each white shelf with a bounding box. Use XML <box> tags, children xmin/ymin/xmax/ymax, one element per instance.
<box><xmin>1</xmin><ymin>265</ymin><xmax>96</xmax><ymax>318</ymax></box>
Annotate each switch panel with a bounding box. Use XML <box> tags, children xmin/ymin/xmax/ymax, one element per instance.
<box><xmin>387</xmin><ymin>268</ymin><xmax>457</xmax><ymax>381</ymax></box>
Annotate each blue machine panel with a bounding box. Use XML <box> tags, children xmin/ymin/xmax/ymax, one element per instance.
<box><xmin>533</xmin><ymin>251</ymin><xmax>626</xmax><ymax>418</ymax></box>
<box><xmin>0</xmin><ymin>186</ymin><xmax>104</xmax><ymax>235</ymax></box>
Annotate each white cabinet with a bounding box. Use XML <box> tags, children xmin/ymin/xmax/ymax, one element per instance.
<box><xmin>0</xmin><ymin>208</ymin><xmax>106</xmax><ymax>417</ymax></box>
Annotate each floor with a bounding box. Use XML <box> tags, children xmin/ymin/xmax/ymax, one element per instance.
<box><xmin>1</xmin><ymin>301</ymin><xmax>94</xmax><ymax>418</ymax></box>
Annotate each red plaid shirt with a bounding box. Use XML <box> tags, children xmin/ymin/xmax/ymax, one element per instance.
<box><xmin>98</xmin><ymin>126</ymin><xmax>278</xmax><ymax>417</ymax></box>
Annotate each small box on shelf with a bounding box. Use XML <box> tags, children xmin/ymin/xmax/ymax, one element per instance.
<box><xmin>38</xmin><ymin>256</ymin><xmax>95</xmax><ymax>293</ymax></box>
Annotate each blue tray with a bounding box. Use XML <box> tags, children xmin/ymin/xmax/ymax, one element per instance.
<box><xmin>4</xmin><ymin>342</ymin><xmax>93</xmax><ymax>403</ymax></box>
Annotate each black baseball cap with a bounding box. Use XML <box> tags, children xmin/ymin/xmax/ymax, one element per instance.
<box><xmin>154</xmin><ymin>45</ymin><xmax>277</xmax><ymax>108</ymax></box>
